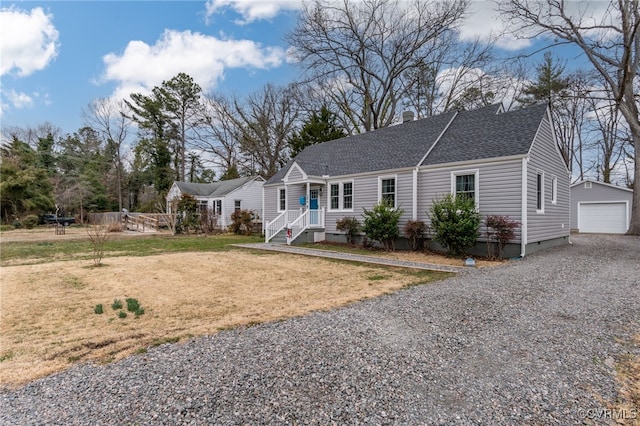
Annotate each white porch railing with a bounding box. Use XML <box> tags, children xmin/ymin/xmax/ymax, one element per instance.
<box><xmin>265</xmin><ymin>209</ymin><xmax>303</xmax><ymax>242</ymax></box>
<box><xmin>288</xmin><ymin>207</ymin><xmax>325</xmax><ymax>245</ymax></box>
<box><xmin>265</xmin><ymin>207</ymin><xmax>325</xmax><ymax>243</ymax></box>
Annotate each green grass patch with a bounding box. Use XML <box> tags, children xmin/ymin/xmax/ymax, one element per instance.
<box><xmin>0</xmin><ymin>351</ymin><xmax>14</xmax><ymax>362</ymax></box>
<box><xmin>367</xmin><ymin>274</ymin><xmax>388</xmax><ymax>281</ymax></box>
<box><xmin>151</xmin><ymin>336</ymin><xmax>181</xmax><ymax>347</ymax></box>
<box><xmin>0</xmin><ymin>233</ymin><xmax>262</xmax><ymax>266</ymax></box>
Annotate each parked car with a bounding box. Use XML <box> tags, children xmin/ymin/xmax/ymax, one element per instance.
<box><xmin>39</xmin><ymin>214</ymin><xmax>76</xmax><ymax>226</ymax></box>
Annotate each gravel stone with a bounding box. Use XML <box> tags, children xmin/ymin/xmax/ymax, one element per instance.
<box><xmin>1</xmin><ymin>234</ymin><xmax>638</xmax><ymax>425</ymax></box>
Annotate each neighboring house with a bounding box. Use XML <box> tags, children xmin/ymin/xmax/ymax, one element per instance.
<box><xmin>263</xmin><ymin>103</ymin><xmax>571</xmax><ymax>258</ymax></box>
<box><xmin>167</xmin><ymin>176</ymin><xmax>265</xmax><ymax>228</ymax></box>
<box><xmin>570</xmin><ymin>179</ymin><xmax>633</xmax><ymax>234</ymax></box>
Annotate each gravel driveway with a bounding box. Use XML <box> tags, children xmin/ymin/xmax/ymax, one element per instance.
<box><xmin>1</xmin><ymin>234</ymin><xmax>638</xmax><ymax>425</ymax></box>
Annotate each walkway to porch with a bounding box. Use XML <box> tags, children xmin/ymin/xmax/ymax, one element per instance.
<box><xmin>232</xmin><ymin>243</ymin><xmax>469</xmax><ymax>273</ymax></box>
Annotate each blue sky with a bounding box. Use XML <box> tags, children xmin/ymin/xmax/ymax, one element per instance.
<box><xmin>0</xmin><ymin>1</ymin><xmax>607</xmax><ymax>137</ymax></box>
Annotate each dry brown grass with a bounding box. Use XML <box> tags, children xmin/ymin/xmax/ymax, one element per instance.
<box><xmin>0</xmin><ymin>250</ymin><xmax>451</xmax><ymax>388</ymax></box>
<box><xmin>611</xmin><ymin>334</ymin><xmax>640</xmax><ymax>425</ymax></box>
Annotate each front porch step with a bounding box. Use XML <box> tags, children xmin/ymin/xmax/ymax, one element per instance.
<box><xmin>270</xmin><ymin>229</ymin><xmax>288</xmax><ymax>244</ymax></box>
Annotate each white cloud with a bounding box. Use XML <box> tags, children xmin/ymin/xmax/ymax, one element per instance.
<box><xmin>204</xmin><ymin>0</ymin><xmax>301</xmax><ymax>24</ymax></box>
<box><xmin>101</xmin><ymin>29</ymin><xmax>286</xmax><ymax>101</ymax></box>
<box><xmin>5</xmin><ymin>89</ymin><xmax>34</xmax><ymax>109</ymax></box>
<box><xmin>0</xmin><ymin>6</ymin><xmax>59</xmax><ymax>77</ymax></box>
<box><xmin>458</xmin><ymin>1</ymin><xmax>533</xmax><ymax>50</ymax></box>
<box><xmin>460</xmin><ymin>0</ymin><xmax>618</xmax><ymax>51</ymax></box>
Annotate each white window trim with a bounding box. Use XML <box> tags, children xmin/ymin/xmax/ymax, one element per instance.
<box><xmin>277</xmin><ymin>186</ymin><xmax>286</xmax><ymax>212</ymax></box>
<box><xmin>378</xmin><ymin>175</ymin><xmax>398</xmax><ymax>208</ymax></box>
<box><xmin>327</xmin><ymin>180</ymin><xmax>354</xmax><ymax>212</ymax></box>
<box><xmin>536</xmin><ymin>170</ymin><xmax>545</xmax><ymax>214</ymax></box>
<box><xmin>451</xmin><ymin>169</ymin><xmax>479</xmax><ymax>210</ymax></box>
<box><xmin>551</xmin><ymin>176</ymin><xmax>557</xmax><ymax>205</ymax></box>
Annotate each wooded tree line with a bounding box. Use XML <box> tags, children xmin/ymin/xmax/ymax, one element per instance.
<box><xmin>1</xmin><ymin>0</ymin><xmax>638</xmax><ymax>233</ymax></box>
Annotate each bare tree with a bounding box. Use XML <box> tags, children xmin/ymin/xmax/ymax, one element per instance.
<box><xmin>403</xmin><ymin>35</ymin><xmax>494</xmax><ymax>117</ymax></box>
<box><xmin>231</xmin><ymin>84</ymin><xmax>300</xmax><ymax>178</ymax></box>
<box><xmin>195</xmin><ymin>94</ymin><xmax>242</xmax><ymax>176</ymax></box>
<box><xmin>1</xmin><ymin>123</ymin><xmax>61</xmax><ymax>149</ymax></box>
<box><xmin>499</xmin><ymin>0</ymin><xmax>640</xmax><ymax>234</ymax></box>
<box><xmin>586</xmin><ymin>93</ymin><xmax>628</xmax><ymax>184</ymax></box>
<box><xmin>287</xmin><ymin>0</ymin><xmax>469</xmax><ymax>132</ymax></box>
<box><xmin>83</xmin><ymin>98</ymin><xmax>131</xmax><ymax>212</ymax></box>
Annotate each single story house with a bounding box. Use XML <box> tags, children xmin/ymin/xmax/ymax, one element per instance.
<box><xmin>167</xmin><ymin>176</ymin><xmax>265</xmax><ymax>228</ymax></box>
<box><xmin>570</xmin><ymin>179</ymin><xmax>633</xmax><ymax>234</ymax></box>
<box><xmin>262</xmin><ymin>103</ymin><xmax>571</xmax><ymax>258</ymax></box>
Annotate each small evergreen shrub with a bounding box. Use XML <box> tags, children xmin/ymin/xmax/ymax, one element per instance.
<box><xmin>362</xmin><ymin>200</ymin><xmax>403</xmax><ymax>251</ymax></box>
<box><xmin>118</xmin><ymin>311</ymin><xmax>127</xmax><ymax>319</ymax></box>
<box><xmin>403</xmin><ymin>220</ymin><xmax>427</xmax><ymax>251</ymax></box>
<box><xmin>23</xmin><ymin>215</ymin><xmax>39</xmax><ymax>229</ymax></box>
<box><xmin>112</xmin><ymin>299</ymin><xmax>123</xmax><ymax>310</ymax></box>
<box><xmin>94</xmin><ymin>304</ymin><xmax>104</xmax><ymax>314</ymax></box>
<box><xmin>336</xmin><ymin>216</ymin><xmax>360</xmax><ymax>244</ymax></box>
<box><xmin>429</xmin><ymin>194</ymin><xmax>480</xmax><ymax>257</ymax></box>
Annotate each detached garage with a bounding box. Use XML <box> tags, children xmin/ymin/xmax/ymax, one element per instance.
<box><xmin>571</xmin><ymin>180</ymin><xmax>633</xmax><ymax>234</ymax></box>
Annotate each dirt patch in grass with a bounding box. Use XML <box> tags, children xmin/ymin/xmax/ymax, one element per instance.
<box><xmin>0</xmin><ymin>250</ymin><xmax>451</xmax><ymax>388</ymax></box>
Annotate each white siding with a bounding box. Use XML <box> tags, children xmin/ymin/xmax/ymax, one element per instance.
<box><xmin>220</xmin><ymin>179</ymin><xmax>264</xmax><ymax>227</ymax></box>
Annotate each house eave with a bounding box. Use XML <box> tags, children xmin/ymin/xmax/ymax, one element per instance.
<box><xmin>419</xmin><ymin>154</ymin><xmax>527</xmax><ymax>171</ymax></box>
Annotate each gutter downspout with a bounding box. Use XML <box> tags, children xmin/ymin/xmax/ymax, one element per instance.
<box><xmin>412</xmin><ymin>167</ymin><xmax>418</xmax><ymax>220</ymax></box>
<box><xmin>521</xmin><ymin>156</ymin><xmax>528</xmax><ymax>258</ymax></box>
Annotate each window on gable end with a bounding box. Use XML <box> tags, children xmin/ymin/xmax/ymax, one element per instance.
<box><xmin>536</xmin><ymin>171</ymin><xmax>544</xmax><ymax>212</ymax></box>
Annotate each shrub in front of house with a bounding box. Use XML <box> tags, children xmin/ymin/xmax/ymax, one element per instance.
<box><xmin>404</xmin><ymin>220</ymin><xmax>427</xmax><ymax>251</ymax></box>
<box><xmin>362</xmin><ymin>200</ymin><xmax>403</xmax><ymax>251</ymax></box>
<box><xmin>429</xmin><ymin>194</ymin><xmax>480</xmax><ymax>257</ymax></box>
<box><xmin>229</xmin><ymin>209</ymin><xmax>255</xmax><ymax>235</ymax></box>
<box><xmin>485</xmin><ymin>215</ymin><xmax>519</xmax><ymax>259</ymax></box>
<box><xmin>336</xmin><ymin>216</ymin><xmax>360</xmax><ymax>244</ymax></box>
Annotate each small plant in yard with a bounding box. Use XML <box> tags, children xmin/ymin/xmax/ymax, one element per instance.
<box><xmin>485</xmin><ymin>215</ymin><xmax>519</xmax><ymax>259</ymax></box>
<box><xmin>362</xmin><ymin>199</ymin><xmax>403</xmax><ymax>251</ymax></box>
<box><xmin>118</xmin><ymin>311</ymin><xmax>127</xmax><ymax>319</ymax></box>
<box><xmin>111</xmin><ymin>299</ymin><xmax>123</xmax><ymax>310</ymax></box>
<box><xmin>94</xmin><ymin>304</ymin><xmax>104</xmax><ymax>314</ymax></box>
<box><xmin>126</xmin><ymin>298</ymin><xmax>145</xmax><ymax>317</ymax></box>
<box><xmin>23</xmin><ymin>215</ymin><xmax>39</xmax><ymax>229</ymax></box>
<box><xmin>429</xmin><ymin>193</ymin><xmax>480</xmax><ymax>257</ymax></box>
<box><xmin>86</xmin><ymin>225</ymin><xmax>108</xmax><ymax>266</ymax></box>
<box><xmin>403</xmin><ymin>220</ymin><xmax>427</xmax><ymax>251</ymax></box>
<box><xmin>336</xmin><ymin>216</ymin><xmax>360</xmax><ymax>244</ymax></box>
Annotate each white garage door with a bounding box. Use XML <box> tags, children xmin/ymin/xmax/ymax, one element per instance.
<box><xmin>578</xmin><ymin>202</ymin><xmax>628</xmax><ymax>234</ymax></box>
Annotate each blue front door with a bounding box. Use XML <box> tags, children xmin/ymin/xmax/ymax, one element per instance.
<box><xmin>309</xmin><ymin>189</ymin><xmax>319</xmax><ymax>225</ymax></box>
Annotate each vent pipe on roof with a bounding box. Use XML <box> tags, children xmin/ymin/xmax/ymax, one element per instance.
<box><xmin>402</xmin><ymin>111</ymin><xmax>415</xmax><ymax>123</ymax></box>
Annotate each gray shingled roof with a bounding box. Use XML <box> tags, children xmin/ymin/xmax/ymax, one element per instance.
<box><xmin>422</xmin><ymin>102</ymin><xmax>548</xmax><ymax>166</ymax></box>
<box><xmin>175</xmin><ymin>176</ymin><xmax>260</xmax><ymax>197</ymax></box>
<box><xmin>266</xmin><ymin>103</ymin><xmax>548</xmax><ymax>185</ymax></box>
